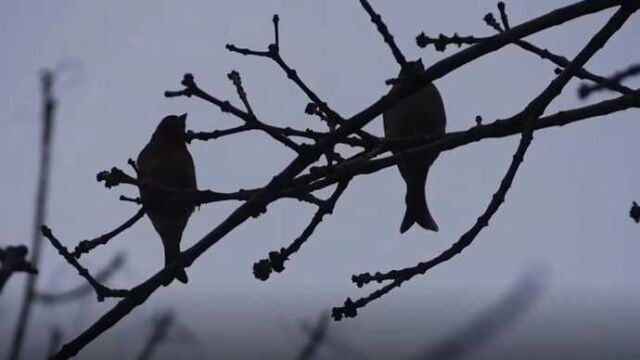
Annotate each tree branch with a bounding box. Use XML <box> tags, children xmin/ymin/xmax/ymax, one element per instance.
<box><xmin>253</xmin><ymin>180</ymin><xmax>350</xmax><ymax>281</ymax></box>
<box><xmin>332</xmin><ymin>4</ymin><xmax>636</xmax><ymax>320</ymax></box>
<box><xmin>72</xmin><ymin>210</ymin><xmax>144</xmax><ymax>258</ymax></box>
<box><xmin>35</xmin><ymin>254</ymin><xmax>126</xmax><ymax>304</ymax></box>
<box><xmin>42</xmin><ymin>226</ymin><xmax>129</xmax><ymax>302</ymax></box>
<box><xmin>50</xmin><ymin>1</ymin><xmax>630</xmax><ymax>358</ymax></box>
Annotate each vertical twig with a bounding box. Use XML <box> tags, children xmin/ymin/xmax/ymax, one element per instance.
<box><xmin>136</xmin><ymin>312</ymin><xmax>174</xmax><ymax>360</ymax></box>
<box><xmin>8</xmin><ymin>70</ymin><xmax>57</xmax><ymax>360</ymax></box>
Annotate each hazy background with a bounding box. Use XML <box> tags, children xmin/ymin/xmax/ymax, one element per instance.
<box><xmin>1</xmin><ymin>0</ymin><xmax>639</xmax><ymax>359</ymax></box>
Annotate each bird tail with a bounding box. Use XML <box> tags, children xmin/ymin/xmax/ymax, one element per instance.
<box><xmin>400</xmin><ymin>174</ymin><xmax>438</xmax><ymax>233</ymax></box>
<box><xmin>162</xmin><ymin>234</ymin><xmax>189</xmax><ymax>285</ymax></box>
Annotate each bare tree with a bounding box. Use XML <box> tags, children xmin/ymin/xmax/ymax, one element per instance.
<box><xmin>31</xmin><ymin>1</ymin><xmax>640</xmax><ymax>359</ymax></box>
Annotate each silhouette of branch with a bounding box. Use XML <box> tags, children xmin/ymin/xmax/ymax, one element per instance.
<box><xmin>579</xmin><ymin>63</ymin><xmax>640</xmax><ymax>98</ymax></box>
<box><xmin>9</xmin><ymin>70</ymin><xmax>57</xmax><ymax>360</ymax></box>
<box><xmin>47</xmin><ymin>327</ymin><xmax>63</xmax><ymax>359</ymax></box>
<box><xmin>285</xmin><ymin>89</ymin><xmax>640</xmax><ymax>205</ymax></box>
<box><xmin>408</xmin><ymin>268</ymin><xmax>547</xmax><ymax>360</ymax></box>
<box><xmin>136</xmin><ymin>312</ymin><xmax>174</xmax><ymax>360</ymax></box>
<box><xmin>297</xmin><ymin>319</ymin><xmax>369</xmax><ymax>360</ymax></box>
<box><xmin>96</xmin><ymin>166</ymin><xmax>324</xmax><ymax>207</ymax></box>
<box><xmin>296</xmin><ymin>312</ymin><xmax>330</xmax><ymax>360</ymax></box>
<box><xmin>333</xmin><ymin>5</ymin><xmax>636</xmax><ymax>320</ymax></box>
<box><xmin>416</xmin><ymin>33</ymin><xmax>489</xmax><ymax>51</ymax></box>
<box><xmin>225</xmin><ymin>15</ymin><xmax>379</xmax><ymax>146</ymax></box>
<box><xmin>483</xmin><ymin>6</ymin><xmax>633</xmax><ymax>96</ymax></box>
<box><xmin>50</xmin><ymin>1</ymin><xmax>634</xmax><ymax>358</ymax></box>
<box><xmin>0</xmin><ymin>246</ymin><xmax>38</xmax><ymax>294</ymax></box>
<box><xmin>72</xmin><ymin>210</ymin><xmax>144</xmax><ymax>258</ymax></box>
<box><xmin>358</xmin><ymin>0</ymin><xmax>407</xmax><ymax>67</ymax></box>
<box><xmin>417</xmin><ymin>3</ymin><xmax>633</xmax><ymax>96</ymax></box>
<box><xmin>41</xmin><ymin>226</ymin><xmax>129</xmax><ymax>302</ymax></box>
<box><xmin>35</xmin><ymin>254</ymin><xmax>126</xmax><ymax>304</ymax></box>
<box><xmin>186</xmin><ymin>125</ymin><xmax>365</xmax><ymax>148</ymax></box>
<box><xmin>253</xmin><ymin>180</ymin><xmax>350</xmax><ymax>281</ymax></box>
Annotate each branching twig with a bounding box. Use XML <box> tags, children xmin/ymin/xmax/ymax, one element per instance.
<box><xmin>50</xmin><ymin>1</ymin><xmax>634</xmax><ymax>358</ymax></box>
<box><xmin>136</xmin><ymin>312</ymin><xmax>174</xmax><ymax>360</ymax></box>
<box><xmin>253</xmin><ymin>180</ymin><xmax>350</xmax><ymax>281</ymax></box>
<box><xmin>296</xmin><ymin>312</ymin><xmax>330</xmax><ymax>360</ymax></box>
<box><xmin>358</xmin><ymin>0</ymin><xmax>407</xmax><ymax>67</ymax></box>
<box><xmin>41</xmin><ymin>226</ymin><xmax>129</xmax><ymax>302</ymax></box>
<box><xmin>166</xmin><ymin>73</ymin><xmax>304</xmax><ymax>153</ymax></box>
<box><xmin>225</xmin><ymin>16</ymin><xmax>380</xmax><ymax>147</ymax></box>
<box><xmin>483</xmin><ymin>9</ymin><xmax>633</xmax><ymax>96</ymax></box>
<box><xmin>35</xmin><ymin>254</ymin><xmax>126</xmax><ymax>304</ymax></box>
<box><xmin>333</xmin><ymin>4</ymin><xmax>636</xmax><ymax>320</ymax></box>
<box><xmin>72</xmin><ymin>210</ymin><xmax>144</xmax><ymax>258</ymax></box>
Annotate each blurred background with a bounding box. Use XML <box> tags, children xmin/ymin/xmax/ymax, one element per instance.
<box><xmin>1</xmin><ymin>0</ymin><xmax>639</xmax><ymax>359</ymax></box>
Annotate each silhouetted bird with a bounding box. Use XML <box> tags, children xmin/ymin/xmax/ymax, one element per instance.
<box><xmin>383</xmin><ymin>59</ymin><xmax>446</xmax><ymax>233</ymax></box>
<box><xmin>137</xmin><ymin>114</ymin><xmax>196</xmax><ymax>284</ymax></box>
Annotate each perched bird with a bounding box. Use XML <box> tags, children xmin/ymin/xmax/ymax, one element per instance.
<box><xmin>383</xmin><ymin>59</ymin><xmax>446</xmax><ymax>233</ymax></box>
<box><xmin>137</xmin><ymin>114</ymin><xmax>197</xmax><ymax>284</ymax></box>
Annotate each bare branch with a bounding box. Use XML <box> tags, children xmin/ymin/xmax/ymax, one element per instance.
<box><xmin>358</xmin><ymin>0</ymin><xmax>407</xmax><ymax>67</ymax></box>
<box><xmin>35</xmin><ymin>254</ymin><xmax>126</xmax><ymax>304</ymax></box>
<box><xmin>333</xmin><ymin>5</ymin><xmax>636</xmax><ymax>320</ymax></box>
<box><xmin>41</xmin><ymin>226</ymin><xmax>129</xmax><ymax>302</ymax></box>
<box><xmin>296</xmin><ymin>312</ymin><xmax>330</xmax><ymax>360</ymax></box>
<box><xmin>166</xmin><ymin>74</ymin><xmax>304</xmax><ymax>153</ymax></box>
<box><xmin>579</xmin><ymin>62</ymin><xmax>640</xmax><ymax>98</ymax></box>
<box><xmin>136</xmin><ymin>312</ymin><xmax>174</xmax><ymax>360</ymax></box>
<box><xmin>483</xmin><ymin>10</ymin><xmax>633</xmax><ymax>96</ymax></box>
<box><xmin>9</xmin><ymin>69</ymin><xmax>57</xmax><ymax>360</ymax></box>
<box><xmin>410</xmin><ymin>268</ymin><xmax>546</xmax><ymax>360</ymax></box>
<box><xmin>253</xmin><ymin>180</ymin><xmax>350</xmax><ymax>281</ymax></box>
<box><xmin>50</xmin><ymin>1</ymin><xmax>631</xmax><ymax>357</ymax></box>
<box><xmin>416</xmin><ymin>33</ymin><xmax>489</xmax><ymax>51</ymax></box>
<box><xmin>72</xmin><ymin>210</ymin><xmax>144</xmax><ymax>258</ymax></box>
<box><xmin>226</xmin><ymin>16</ymin><xmax>380</xmax><ymax>147</ymax></box>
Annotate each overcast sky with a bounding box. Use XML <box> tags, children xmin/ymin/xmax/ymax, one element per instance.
<box><xmin>1</xmin><ymin>1</ymin><xmax>639</xmax><ymax>359</ymax></box>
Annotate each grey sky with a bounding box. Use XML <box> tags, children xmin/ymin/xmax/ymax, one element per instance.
<box><xmin>1</xmin><ymin>1</ymin><xmax>639</xmax><ymax>359</ymax></box>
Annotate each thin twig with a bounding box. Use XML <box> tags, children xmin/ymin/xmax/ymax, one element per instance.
<box><xmin>42</xmin><ymin>226</ymin><xmax>129</xmax><ymax>302</ymax></box>
<box><xmin>296</xmin><ymin>312</ymin><xmax>330</xmax><ymax>360</ymax></box>
<box><xmin>416</xmin><ymin>33</ymin><xmax>489</xmax><ymax>51</ymax></box>
<box><xmin>166</xmin><ymin>73</ymin><xmax>303</xmax><ymax>153</ymax></box>
<box><xmin>253</xmin><ymin>180</ymin><xmax>350</xmax><ymax>281</ymax></box>
<box><xmin>225</xmin><ymin>16</ymin><xmax>380</xmax><ymax>147</ymax></box>
<box><xmin>579</xmin><ymin>62</ymin><xmax>640</xmax><ymax>98</ymax></box>
<box><xmin>358</xmin><ymin>0</ymin><xmax>407</xmax><ymax>67</ymax></box>
<box><xmin>483</xmin><ymin>11</ymin><xmax>633</xmax><ymax>96</ymax></box>
<box><xmin>9</xmin><ymin>70</ymin><xmax>57</xmax><ymax>360</ymax></box>
<box><xmin>136</xmin><ymin>312</ymin><xmax>174</xmax><ymax>360</ymax></box>
<box><xmin>35</xmin><ymin>254</ymin><xmax>126</xmax><ymax>304</ymax></box>
<box><xmin>72</xmin><ymin>210</ymin><xmax>144</xmax><ymax>258</ymax></box>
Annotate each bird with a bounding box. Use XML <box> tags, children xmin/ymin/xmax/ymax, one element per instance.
<box><xmin>383</xmin><ymin>59</ymin><xmax>446</xmax><ymax>233</ymax></box>
<box><xmin>137</xmin><ymin>113</ymin><xmax>197</xmax><ymax>285</ymax></box>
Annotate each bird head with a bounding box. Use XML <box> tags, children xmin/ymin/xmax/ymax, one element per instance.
<box><xmin>151</xmin><ymin>113</ymin><xmax>187</xmax><ymax>145</ymax></box>
<box><xmin>399</xmin><ymin>59</ymin><xmax>425</xmax><ymax>77</ymax></box>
